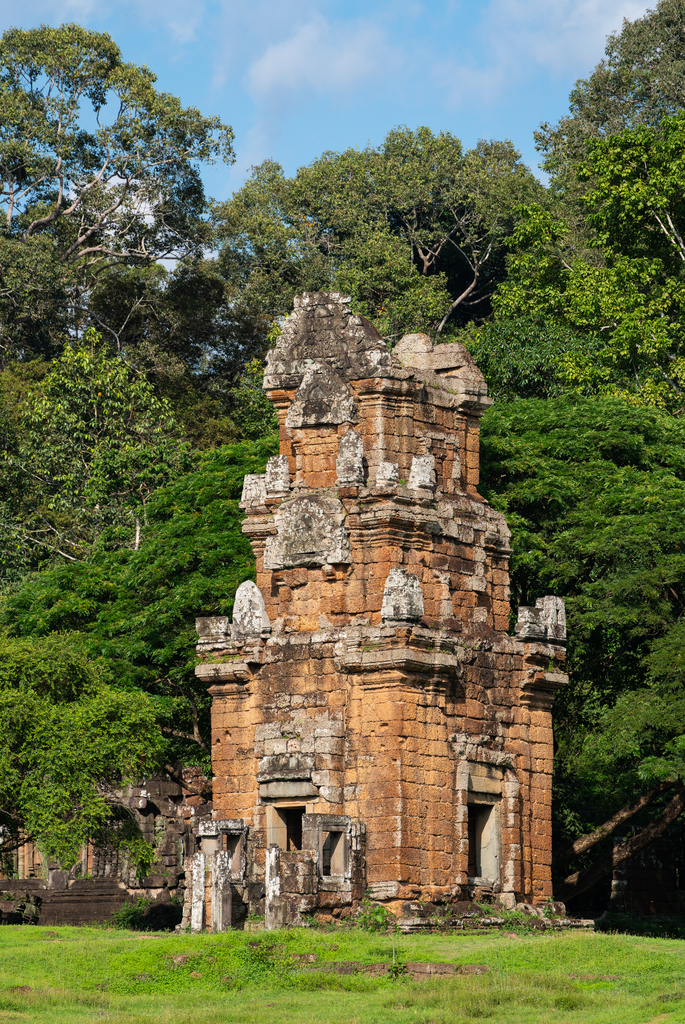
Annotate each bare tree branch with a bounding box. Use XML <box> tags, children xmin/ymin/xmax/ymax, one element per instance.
<box><xmin>554</xmin><ymin>781</ymin><xmax>674</xmax><ymax>866</ymax></box>
<box><xmin>556</xmin><ymin>784</ymin><xmax>685</xmax><ymax>905</ymax></box>
<box><xmin>163</xmin><ymin>763</ymin><xmax>212</xmax><ymax>799</ymax></box>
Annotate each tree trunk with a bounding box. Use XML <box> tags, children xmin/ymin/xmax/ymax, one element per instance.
<box><xmin>556</xmin><ymin>784</ymin><xmax>685</xmax><ymax>905</ymax></box>
<box><xmin>164</xmin><ymin>763</ymin><xmax>212</xmax><ymax>800</ymax></box>
<box><xmin>554</xmin><ymin>782</ymin><xmax>674</xmax><ymax>866</ymax></box>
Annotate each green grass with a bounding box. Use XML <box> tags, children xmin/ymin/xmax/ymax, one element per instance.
<box><xmin>1</xmin><ymin>923</ymin><xmax>685</xmax><ymax>1023</ymax></box>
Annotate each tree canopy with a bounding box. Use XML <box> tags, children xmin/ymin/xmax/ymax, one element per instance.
<box><xmin>536</xmin><ymin>0</ymin><xmax>685</xmax><ymax>194</ymax></box>
<box><xmin>216</xmin><ymin>127</ymin><xmax>543</xmax><ymax>342</ymax></box>
<box><xmin>2</xmin><ymin>435</ymin><xmax>278</xmax><ymax>776</ymax></box>
<box><xmin>0</xmin><ymin>331</ymin><xmax>192</xmax><ymax>580</ymax></box>
<box><xmin>0</xmin><ymin>631</ymin><xmax>162</xmax><ymax>871</ymax></box>
<box><xmin>481</xmin><ymin>396</ymin><xmax>685</xmax><ymax>900</ymax></box>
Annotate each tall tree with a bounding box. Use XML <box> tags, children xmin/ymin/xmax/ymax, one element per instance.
<box><xmin>217</xmin><ymin>127</ymin><xmax>543</xmax><ymax>342</ymax></box>
<box><xmin>0</xmin><ymin>23</ymin><xmax>234</xmax><ymax>364</ymax></box>
<box><xmin>480</xmin><ymin>396</ymin><xmax>685</xmax><ymax>902</ymax></box>
<box><xmin>496</xmin><ymin>114</ymin><xmax>685</xmax><ymax>410</ymax></box>
<box><xmin>537</xmin><ymin>0</ymin><xmax>685</xmax><ymax>196</ymax></box>
<box><xmin>2</xmin><ymin>435</ymin><xmax>278</xmax><ymax>770</ymax></box>
<box><xmin>0</xmin><ymin>331</ymin><xmax>191</xmax><ymax>577</ymax></box>
<box><xmin>0</xmin><ymin>631</ymin><xmax>162</xmax><ymax>871</ymax></box>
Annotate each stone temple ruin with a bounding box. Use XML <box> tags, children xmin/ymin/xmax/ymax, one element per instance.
<box><xmin>191</xmin><ymin>291</ymin><xmax>568</xmax><ymax>931</ymax></box>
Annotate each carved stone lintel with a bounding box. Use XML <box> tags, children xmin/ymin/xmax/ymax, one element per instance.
<box><xmin>286</xmin><ymin>362</ymin><xmax>356</xmax><ymax>428</ymax></box>
<box><xmin>264</xmin><ymin>494</ymin><xmax>352</xmax><ymax>569</ymax></box>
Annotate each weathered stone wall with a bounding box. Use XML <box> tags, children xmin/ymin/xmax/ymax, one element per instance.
<box><xmin>196</xmin><ymin>291</ymin><xmax>568</xmax><ymax>926</ymax></box>
<box><xmin>1</xmin><ymin>770</ymin><xmax>212</xmax><ymax>926</ymax></box>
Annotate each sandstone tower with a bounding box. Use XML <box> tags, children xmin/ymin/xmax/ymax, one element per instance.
<box><xmin>192</xmin><ymin>292</ymin><xmax>567</xmax><ymax>930</ymax></box>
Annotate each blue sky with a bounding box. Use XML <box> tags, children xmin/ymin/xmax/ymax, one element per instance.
<box><xmin>0</xmin><ymin>0</ymin><xmax>650</xmax><ymax>200</ymax></box>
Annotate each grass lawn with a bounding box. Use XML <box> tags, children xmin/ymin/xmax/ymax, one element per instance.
<box><xmin>1</xmin><ymin>923</ymin><xmax>684</xmax><ymax>1023</ymax></box>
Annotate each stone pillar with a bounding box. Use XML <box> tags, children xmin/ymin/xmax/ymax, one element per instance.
<box><xmin>190</xmin><ymin>851</ymin><xmax>205</xmax><ymax>932</ymax></box>
<box><xmin>265</xmin><ymin>846</ymin><xmax>288</xmax><ymax>930</ymax></box>
<box><xmin>211</xmin><ymin>850</ymin><xmax>232</xmax><ymax>932</ymax></box>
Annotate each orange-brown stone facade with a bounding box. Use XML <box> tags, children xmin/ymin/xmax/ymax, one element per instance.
<box><xmin>194</xmin><ymin>292</ymin><xmax>568</xmax><ymax>929</ymax></box>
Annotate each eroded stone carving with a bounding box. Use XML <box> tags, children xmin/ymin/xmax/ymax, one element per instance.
<box><xmin>264</xmin><ymin>292</ymin><xmax>392</xmax><ymax>389</ymax></box>
<box><xmin>232</xmin><ymin>581</ymin><xmax>271</xmax><ymax>638</ymax></box>
<box><xmin>266</xmin><ymin>455</ymin><xmax>290</xmax><ymax>493</ymax></box>
<box><xmin>381</xmin><ymin>568</ymin><xmax>424</xmax><ymax>622</ymax></box>
<box><xmin>264</xmin><ymin>494</ymin><xmax>352</xmax><ymax>569</ymax></box>
<box><xmin>515</xmin><ymin>596</ymin><xmax>566</xmax><ymax>642</ymax></box>
<box><xmin>376</xmin><ymin>461</ymin><xmax>399</xmax><ymax>486</ymax></box>
<box><xmin>241</xmin><ymin>474</ymin><xmax>266</xmax><ymax>505</ymax></box>
<box><xmin>408</xmin><ymin>455</ymin><xmax>436</xmax><ymax>491</ymax></box>
<box><xmin>394</xmin><ymin>333</ymin><xmax>491</xmax><ymax>410</ymax></box>
<box><xmin>394</xmin><ymin>332</ymin><xmax>432</xmax><ymax>357</ymax></box>
<box><xmin>336</xmin><ymin>430</ymin><xmax>365</xmax><ymax>485</ymax></box>
<box><xmin>286</xmin><ymin>363</ymin><xmax>356</xmax><ymax>428</ymax></box>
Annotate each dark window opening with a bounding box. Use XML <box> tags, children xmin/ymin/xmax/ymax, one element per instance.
<box><xmin>321</xmin><ymin>830</ymin><xmax>345</xmax><ymax>875</ymax></box>
<box><xmin>221</xmin><ymin>833</ymin><xmax>238</xmax><ymax>855</ymax></box>
<box><xmin>467</xmin><ymin>808</ymin><xmax>479</xmax><ymax>877</ymax></box>
<box><xmin>284</xmin><ymin>807</ymin><xmax>304</xmax><ymax>851</ymax></box>
<box><xmin>466</xmin><ymin>802</ymin><xmax>499</xmax><ymax>881</ymax></box>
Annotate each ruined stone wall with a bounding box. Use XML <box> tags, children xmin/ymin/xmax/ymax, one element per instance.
<box><xmin>2</xmin><ymin>771</ymin><xmax>212</xmax><ymax>926</ymax></box>
<box><xmin>195</xmin><ymin>292</ymin><xmax>568</xmax><ymax>927</ymax></box>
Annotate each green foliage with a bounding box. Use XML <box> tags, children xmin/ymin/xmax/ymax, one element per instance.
<box><xmin>357</xmin><ymin>898</ymin><xmax>397</xmax><ymax>933</ymax></box>
<box><xmin>225</xmin><ymin>359</ymin><xmax>279</xmax><ymax>440</ymax></box>
<box><xmin>496</xmin><ymin>150</ymin><xmax>685</xmax><ymax>410</ymax></box>
<box><xmin>0</xmin><ymin>630</ymin><xmax>161</xmax><ymax>869</ymax></box>
<box><xmin>217</xmin><ymin>127</ymin><xmax>542</xmax><ymax>342</ymax></box>
<box><xmin>0</xmin><ymin>23</ymin><xmax>234</xmax><ymax>366</ymax></box>
<box><xmin>480</xmin><ymin>396</ymin><xmax>685</xmax><ymax>841</ymax></box>
<box><xmin>87</xmin><ymin>260</ymin><xmax>271</xmax><ymax>423</ymax></box>
<box><xmin>111</xmin><ymin>896</ymin><xmax>154</xmax><ymax>931</ymax></box>
<box><xmin>2</xmin><ymin>435</ymin><xmax>278</xmax><ymax>767</ymax></box>
<box><xmin>0</xmin><ymin>925</ymin><xmax>683</xmax><ymax>1022</ymax></box>
<box><xmin>0</xmin><ymin>23</ymin><xmax>233</xmax><ymax>260</ymax></box>
<box><xmin>459</xmin><ymin>316</ymin><xmax>601</xmax><ymax>401</ymax></box>
<box><xmin>0</xmin><ymin>330</ymin><xmax>192</xmax><ymax>574</ymax></box>
<box><xmin>537</xmin><ymin>0</ymin><xmax>685</xmax><ymax>195</ymax></box>
<box><xmin>504</xmin><ymin>5</ymin><xmax>685</xmax><ymax>413</ymax></box>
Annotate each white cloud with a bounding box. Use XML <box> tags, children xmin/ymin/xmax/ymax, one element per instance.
<box><xmin>247</xmin><ymin>12</ymin><xmax>402</xmax><ymax>103</ymax></box>
<box><xmin>491</xmin><ymin>0</ymin><xmax>649</xmax><ymax>74</ymax></box>
<box><xmin>434</xmin><ymin>0</ymin><xmax>651</xmax><ymax>109</ymax></box>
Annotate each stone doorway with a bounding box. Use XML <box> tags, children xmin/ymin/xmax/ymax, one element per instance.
<box><xmin>467</xmin><ymin>801</ymin><xmax>501</xmax><ymax>883</ymax></box>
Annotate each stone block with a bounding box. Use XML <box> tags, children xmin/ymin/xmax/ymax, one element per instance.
<box><xmin>286</xmin><ymin>363</ymin><xmax>357</xmax><ymax>427</ymax></box>
<box><xmin>515</xmin><ymin>596</ymin><xmax>566</xmax><ymax>642</ymax></box>
<box><xmin>259</xmin><ymin>781</ymin><xmax>318</xmax><ymax>799</ymax></box>
<box><xmin>381</xmin><ymin>568</ymin><xmax>424</xmax><ymax>622</ymax></box>
<box><xmin>408</xmin><ymin>455</ymin><xmax>436</xmax><ymax>491</ymax></box>
<box><xmin>264</xmin><ymin>494</ymin><xmax>352</xmax><ymax>569</ymax></box>
<box><xmin>336</xmin><ymin>429</ymin><xmax>365</xmax><ymax>485</ymax></box>
<box><xmin>266</xmin><ymin>455</ymin><xmax>291</xmax><ymax>493</ymax></box>
<box><xmin>376</xmin><ymin>461</ymin><xmax>399</xmax><ymax>486</ymax></box>
<box><xmin>196</xmin><ymin>616</ymin><xmax>230</xmax><ymax>639</ymax></box>
<box><xmin>241</xmin><ymin>474</ymin><xmax>267</xmax><ymax>504</ymax></box>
